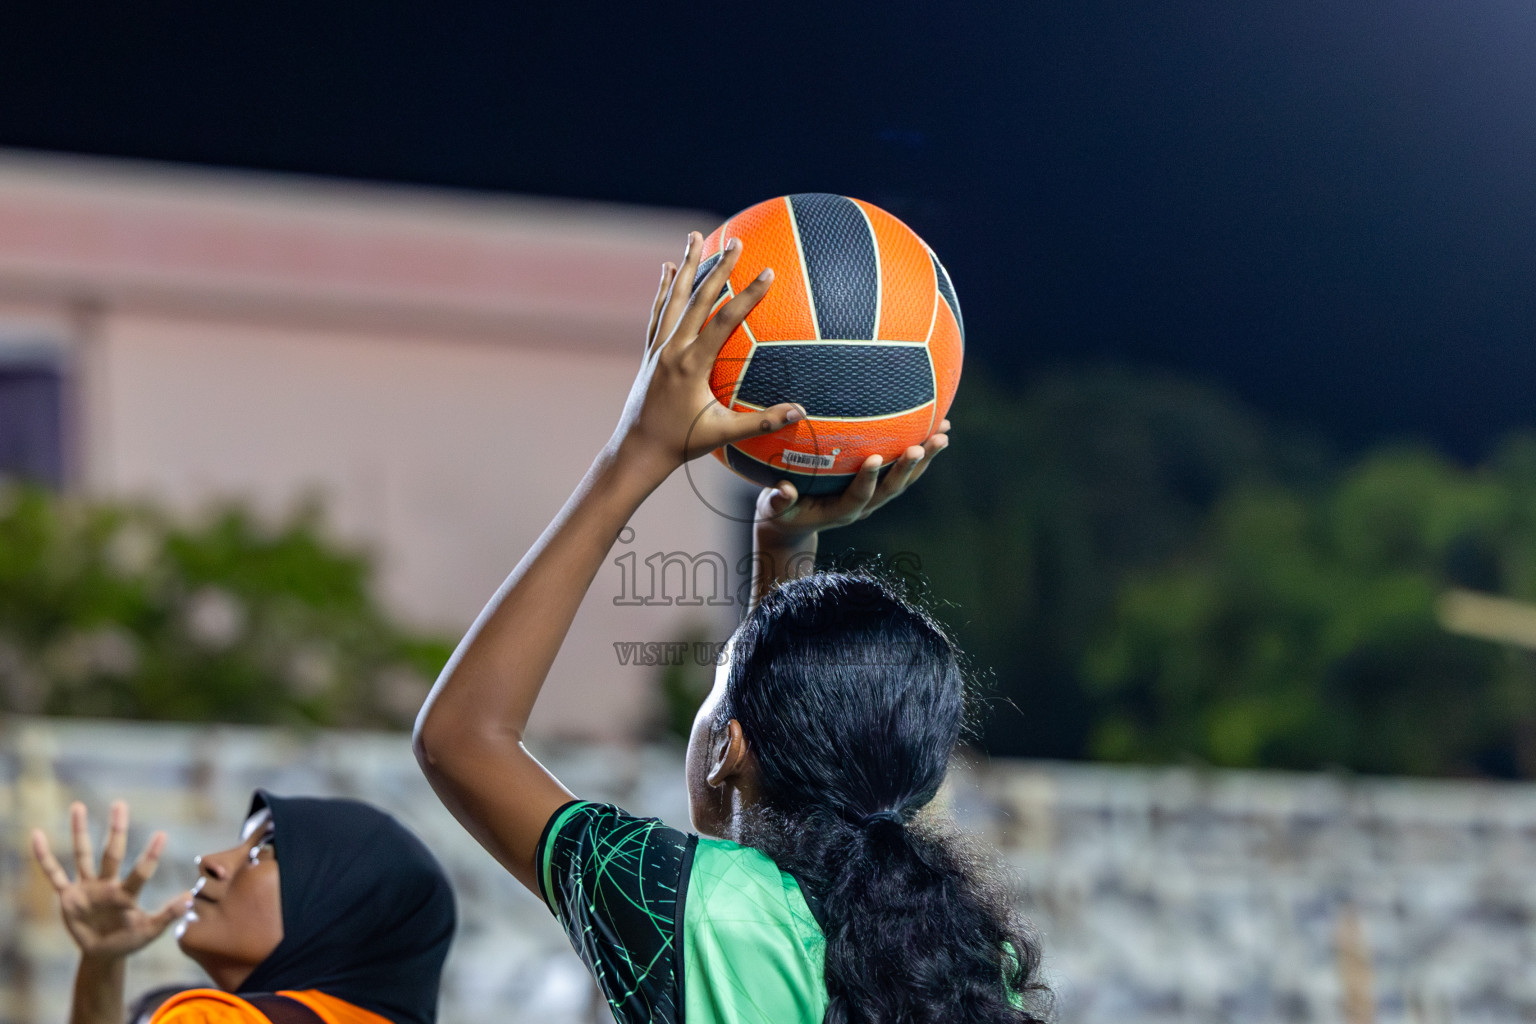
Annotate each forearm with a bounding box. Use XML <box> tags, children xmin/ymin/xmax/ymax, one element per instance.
<box><xmin>413</xmin><ymin>443</ymin><xmax>666</xmax><ymax>883</ymax></box>
<box><xmin>750</xmin><ymin>524</ymin><xmax>818</xmax><ymax>610</ymax></box>
<box><xmin>413</xmin><ymin>228</ymin><xmax>802</xmax><ymax>887</ymax></box>
<box><xmin>418</xmin><ymin>443</ymin><xmax>664</xmax><ymax>749</ymax></box>
<box><xmin>69</xmin><ymin>955</ymin><xmax>124</xmax><ymax>1024</ymax></box>
<box><xmin>744</xmin><ymin>441</ymin><xmax>940</xmax><ymax>609</ymax></box>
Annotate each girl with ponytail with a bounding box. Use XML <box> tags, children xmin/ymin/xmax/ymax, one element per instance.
<box><xmin>718</xmin><ymin>574</ymin><xmax>1047</xmax><ymax>1021</ymax></box>
<box><xmin>414</xmin><ymin>231</ymin><xmax>1048</xmax><ymax>1022</ymax></box>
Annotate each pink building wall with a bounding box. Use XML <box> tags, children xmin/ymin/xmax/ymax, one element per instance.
<box><xmin>0</xmin><ymin>149</ymin><xmax>752</xmax><ymax>739</ymax></box>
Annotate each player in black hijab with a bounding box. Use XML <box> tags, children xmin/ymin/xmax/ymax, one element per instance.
<box><xmin>34</xmin><ymin>791</ymin><xmax>456</xmax><ymax>1024</ymax></box>
<box><xmin>235</xmin><ymin>790</ymin><xmax>456</xmax><ymax>1024</ymax></box>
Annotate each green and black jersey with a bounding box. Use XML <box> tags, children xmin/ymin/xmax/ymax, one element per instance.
<box><xmin>536</xmin><ymin>801</ymin><xmax>829</xmax><ymax>1024</ymax></box>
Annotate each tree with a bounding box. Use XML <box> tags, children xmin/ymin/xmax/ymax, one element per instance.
<box><xmin>1086</xmin><ymin>440</ymin><xmax>1536</xmax><ymax>776</ymax></box>
<box><xmin>0</xmin><ymin>482</ymin><xmax>451</xmax><ymax>728</ymax></box>
<box><xmin>826</xmin><ymin>366</ymin><xmax>1324</xmax><ymax>757</ymax></box>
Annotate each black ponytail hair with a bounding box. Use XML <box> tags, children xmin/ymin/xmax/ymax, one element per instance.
<box><xmin>720</xmin><ymin>571</ymin><xmax>1050</xmax><ymax>1023</ymax></box>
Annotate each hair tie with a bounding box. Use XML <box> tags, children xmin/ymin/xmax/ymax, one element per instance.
<box><xmin>858</xmin><ymin>809</ymin><xmax>905</xmax><ymax>829</ymax></box>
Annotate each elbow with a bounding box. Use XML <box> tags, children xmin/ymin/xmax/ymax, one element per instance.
<box><xmin>412</xmin><ymin>699</ymin><xmax>450</xmax><ymax>775</ymax></box>
<box><xmin>411</xmin><ymin>694</ymin><xmax>518</xmax><ymax>779</ymax></box>
<box><xmin>411</xmin><ymin>723</ymin><xmax>435</xmax><ymax>772</ymax></box>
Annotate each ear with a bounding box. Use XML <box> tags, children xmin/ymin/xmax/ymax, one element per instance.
<box><xmin>705</xmin><ymin>719</ymin><xmax>753</xmax><ymax>790</ymax></box>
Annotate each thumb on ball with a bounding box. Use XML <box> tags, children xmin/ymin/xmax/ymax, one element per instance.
<box><xmin>766</xmin><ymin>480</ymin><xmax>799</xmax><ymax>512</ymax></box>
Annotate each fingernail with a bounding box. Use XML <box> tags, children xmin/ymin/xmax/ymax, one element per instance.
<box><xmin>910</xmin><ymin>450</ymin><xmax>925</xmax><ymax>463</ymax></box>
<box><xmin>757</xmin><ymin>267</ymin><xmax>774</xmax><ymax>282</ymax></box>
<box><xmin>727</xmin><ymin>237</ymin><xmax>742</xmax><ymax>250</ymax></box>
<box><xmin>867</xmin><ymin>455</ymin><xmax>883</xmax><ymax>469</ymax></box>
<box><xmin>786</xmin><ymin>406</ymin><xmax>804</xmax><ymax>422</ymax></box>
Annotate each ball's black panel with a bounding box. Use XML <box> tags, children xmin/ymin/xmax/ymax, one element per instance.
<box><xmin>931</xmin><ymin>251</ymin><xmax>964</xmax><ymax>347</ymax></box>
<box><xmin>724</xmin><ymin>444</ymin><xmax>893</xmax><ymax>496</ymax></box>
<box><xmin>787</xmin><ymin>193</ymin><xmax>878</xmax><ymax>341</ymax></box>
<box><xmin>735</xmin><ymin>343</ymin><xmax>934</xmax><ymax>418</ymax></box>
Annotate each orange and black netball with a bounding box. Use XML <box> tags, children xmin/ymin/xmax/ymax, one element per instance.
<box><xmin>697</xmin><ymin>194</ymin><xmax>963</xmax><ymax>495</ymax></box>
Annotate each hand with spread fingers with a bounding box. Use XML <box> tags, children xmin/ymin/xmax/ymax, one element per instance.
<box><xmin>31</xmin><ymin>801</ymin><xmax>191</xmax><ymax>960</ymax></box>
<box><xmin>756</xmin><ymin>419</ymin><xmax>951</xmax><ymax>540</ymax></box>
<box><xmin>613</xmin><ymin>232</ymin><xmax>806</xmax><ymax>480</ymax></box>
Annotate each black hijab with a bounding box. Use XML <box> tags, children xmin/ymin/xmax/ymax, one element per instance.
<box><xmin>235</xmin><ymin>791</ymin><xmax>456</xmax><ymax>1024</ymax></box>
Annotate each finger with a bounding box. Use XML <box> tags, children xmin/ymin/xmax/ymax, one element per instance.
<box><xmin>70</xmin><ymin>803</ymin><xmax>96</xmax><ymax>880</ymax></box>
<box><xmin>861</xmin><ymin>442</ymin><xmax>934</xmax><ymax>517</ymax></box>
<box><xmin>765</xmin><ymin>480</ymin><xmax>799</xmax><ymax>516</ymax></box>
<box><xmin>146</xmin><ymin>890</ymin><xmax>194</xmax><ymax>936</ymax></box>
<box><xmin>756</xmin><ymin>480</ymin><xmax>800</xmax><ymax>525</ymax></box>
<box><xmin>836</xmin><ymin>455</ymin><xmax>883</xmax><ymax>514</ymax></box>
<box><xmin>673</xmin><ymin>237</ymin><xmax>743</xmax><ymax>345</ymax></box>
<box><xmin>902</xmin><ymin>432</ymin><xmax>948</xmax><ymax>489</ymax></box>
<box><xmin>99</xmin><ymin>801</ymin><xmax>128</xmax><ymax>879</ymax></box>
<box><xmin>122</xmin><ymin>831</ymin><xmax>167</xmax><ymax>897</ymax></box>
<box><xmin>870</xmin><ymin>445</ymin><xmax>927</xmax><ymax>506</ymax></box>
<box><xmin>706</xmin><ymin>402</ymin><xmax>806</xmax><ymax>452</ymax></box>
<box><xmin>691</xmin><ymin>265</ymin><xmax>773</xmax><ymax>365</ymax></box>
<box><xmin>654</xmin><ymin>232</ymin><xmax>705</xmax><ymax>347</ymax></box>
<box><xmin>31</xmin><ymin>829</ymin><xmax>73</xmax><ymax>892</ymax></box>
<box><xmin>644</xmin><ymin>262</ymin><xmax>677</xmax><ymax>352</ymax></box>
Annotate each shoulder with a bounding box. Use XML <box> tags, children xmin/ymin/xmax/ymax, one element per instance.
<box><xmin>536</xmin><ymin>800</ymin><xmax>694</xmax><ymax>912</ymax></box>
<box><xmin>536</xmin><ymin>801</ymin><xmax>696</xmax><ymax>1023</ymax></box>
<box><xmin>149</xmin><ymin>989</ymin><xmax>396</xmax><ymax>1024</ymax></box>
<box><xmin>539</xmin><ymin>799</ymin><xmax>689</xmax><ymax>850</ymax></box>
<box><xmin>150</xmin><ymin>990</ymin><xmax>270</xmax><ymax>1024</ymax></box>
<box><xmin>277</xmin><ymin>991</ymin><xmax>395</xmax><ymax>1024</ymax></box>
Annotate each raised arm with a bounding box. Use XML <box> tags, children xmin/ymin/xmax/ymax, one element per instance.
<box><xmin>747</xmin><ymin>420</ymin><xmax>950</xmax><ymax>609</ymax></box>
<box><xmin>413</xmin><ymin>233</ymin><xmax>804</xmax><ymax>892</ymax></box>
<box><xmin>32</xmin><ymin>802</ymin><xmax>190</xmax><ymax>1024</ymax></box>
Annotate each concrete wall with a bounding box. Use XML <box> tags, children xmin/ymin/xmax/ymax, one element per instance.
<box><xmin>3</xmin><ymin>717</ymin><xmax>1531</xmax><ymax>1024</ymax></box>
<box><xmin>0</xmin><ymin>150</ymin><xmax>755</xmax><ymax>739</ymax></box>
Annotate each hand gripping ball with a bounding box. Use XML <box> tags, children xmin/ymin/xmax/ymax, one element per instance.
<box><xmin>697</xmin><ymin>193</ymin><xmax>963</xmax><ymax>495</ymax></box>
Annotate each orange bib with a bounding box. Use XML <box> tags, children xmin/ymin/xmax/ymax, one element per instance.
<box><xmin>150</xmin><ymin>989</ymin><xmax>395</xmax><ymax>1024</ymax></box>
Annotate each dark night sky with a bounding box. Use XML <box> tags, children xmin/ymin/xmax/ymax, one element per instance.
<box><xmin>4</xmin><ymin>2</ymin><xmax>1535</xmax><ymax>456</ymax></box>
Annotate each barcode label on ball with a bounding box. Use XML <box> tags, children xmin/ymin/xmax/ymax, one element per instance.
<box><xmin>782</xmin><ymin>449</ymin><xmax>835</xmax><ymax>470</ymax></box>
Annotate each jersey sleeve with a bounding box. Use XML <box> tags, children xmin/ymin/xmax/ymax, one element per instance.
<box><xmin>536</xmin><ymin>801</ymin><xmax>697</xmax><ymax>1024</ymax></box>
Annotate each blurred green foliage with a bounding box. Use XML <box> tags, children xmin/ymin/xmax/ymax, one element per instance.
<box><xmin>830</xmin><ymin>366</ymin><xmax>1328</xmax><ymax>761</ymax></box>
<box><xmin>14</xmin><ymin>364</ymin><xmax>1536</xmax><ymax>777</ymax></box>
<box><xmin>832</xmin><ymin>366</ymin><xmax>1536</xmax><ymax>777</ymax></box>
<box><xmin>0</xmin><ymin>482</ymin><xmax>452</xmax><ymax>728</ymax></box>
<box><xmin>1086</xmin><ymin>440</ymin><xmax>1536</xmax><ymax>777</ymax></box>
